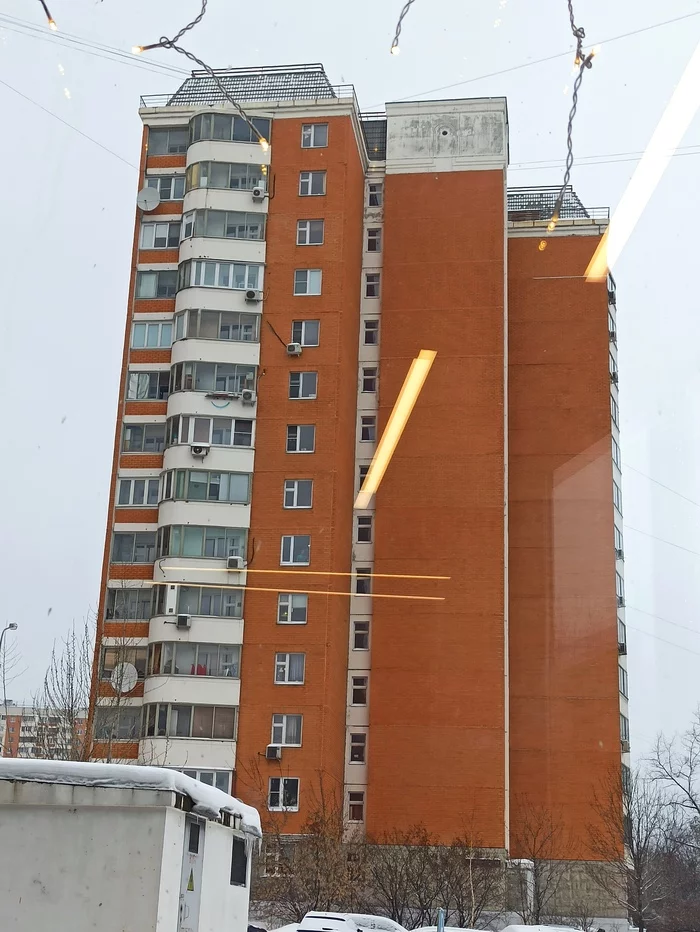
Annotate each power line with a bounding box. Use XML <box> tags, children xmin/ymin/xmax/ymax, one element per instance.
<box><xmin>627</xmin><ymin>623</ymin><xmax>700</xmax><ymax>659</ymax></box>
<box><xmin>627</xmin><ymin>605</ymin><xmax>700</xmax><ymax>639</ymax></box>
<box><xmin>622</xmin><ymin>463</ymin><xmax>700</xmax><ymax>508</ymax></box>
<box><xmin>0</xmin><ymin>77</ymin><xmax>138</xmax><ymax>169</ymax></box>
<box><xmin>624</xmin><ymin>525</ymin><xmax>700</xmax><ymax>558</ymax></box>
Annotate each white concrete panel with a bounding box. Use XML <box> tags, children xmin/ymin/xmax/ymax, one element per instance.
<box><xmin>166</xmin><ymin>389</ymin><xmax>259</xmax><ymax>419</ymax></box>
<box><xmin>158</xmin><ymin>500</ymin><xmax>251</xmax><ymax>529</ymax></box>
<box><xmin>157</xmin><ymin>808</ymin><xmax>187</xmax><ymax>931</ymax></box>
<box><xmin>140</xmin><ymin>737</ymin><xmax>237</xmax><ymax>770</ymax></box>
<box><xmin>149</xmin><ymin>616</ymin><xmax>244</xmax><ymax>645</ymax></box>
<box><xmin>144</xmin><ymin>675</ymin><xmax>241</xmax><ymax>706</ymax></box>
<box><xmin>175</xmin><ymin>286</ymin><xmax>262</xmax><ymax>314</ymax></box>
<box><xmin>347</xmin><ymin>651</ymin><xmax>371</xmax><ymax>672</ymax></box>
<box><xmin>171</xmin><ymin>337</ymin><xmax>260</xmax><ymax>367</ymax></box>
<box><xmin>179</xmin><ymin>236</ymin><xmax>266</xmax><ymax>265</ymax></box>
<box><xmin>163</xmin><ymin>444</ymin><xmax>255</xmax><ymax>474</ymax></box>
<box><xmin>200</xmin><ymin>822</ymin><xmax>252</xmax><ymax>932</ymax></box>
<box><xmin>154</xmin><ymin>557</ymin><xmax>247</xmax><ymax>589</ymax></box>
<box><xmin>184</xmin><ymin>185</ymin><xmax>269</xmax><ymax>215</ymax></box>
<box><xmin>186</xmin><ymin>139</ymin><xmax>271</xmax><ymax>169</ymax></box>
<box><xmin>386</xmin><ymin>98</ymin><xmax>508</xmax><ymax>174</ymax></box>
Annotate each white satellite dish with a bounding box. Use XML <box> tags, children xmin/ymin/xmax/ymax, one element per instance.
<box><xmin>111</xmin><ymin>662</ymin><xmax>139</xmax><ymax>694</ymax></box>
<box><xmin>137</xmin><ymin>186</ymin><xmax>161</xmax><ymax>211</ymax></box>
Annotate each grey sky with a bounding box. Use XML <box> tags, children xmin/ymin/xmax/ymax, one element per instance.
<box><xmin>1</xmin><ymin>0</ymin><xmax>699</xmax><ymax>753</ymax></box>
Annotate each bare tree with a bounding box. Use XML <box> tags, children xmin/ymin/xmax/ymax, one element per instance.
<box><xmin>587</xmin><ymin>766</ymin><xmax>677</xmax><ymax>932</ymax></box>
<box><xmin>1</xmin><ymin>632</ymin><xmax>25</xmax><ymax>717</ymax></box>
<box><xmin>650</xmin><ymin>708</ymin><xmax>700</xmax><ymax>821</ymax></box>
<box><xmin>508</xmin><ymin>798</ymin><xmax>571</xmax><ymax>924</ymax></box>
<box><xmin>443</xmin><ymin>831</ymin><xmax>505</xmax><ymax>929</ymax></box>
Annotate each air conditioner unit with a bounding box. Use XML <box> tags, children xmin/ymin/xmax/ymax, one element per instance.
<box><xmin>176</xmin><ymin>614</ymin><xmax>191</xmax><ymax>630</ymax></box>
<box><xmin>245</xmin><ymin>289</ymin><xmax>263</xmax><ymax>303</ymax></box>
<box><xmin>241</xmin><ymin>389</ymin><xmax>256</xmax><ymax>406</ymax></box>
<box><xmin>609</xmin><ymin>329</ymin><xmax>617</xmax><ymax>343</ymax></box>
<box><xmin>610</xmin><ymin>371</ymin><xmax>619</xmax><ymax>385</ymax></box>
<box><xmin>252</xmin><ymin>184</ymin><xmax>267</xmax><ymax>202</ymax></box>
<box><xmin>286</xmin><ymin>342</ymin><xmax>303</xmax><ymax>357</ymax></box>
<box><xmin>621</xmin><ymin>739</ymin><xmax>631</xmax><ymax>753</ymax></box>
<box><xmin>615</xmin><ymin>548</ymin><xmax>625</xmax><ymax>561</ymax></box>
<box><xmin>266</xmin><ymin>745</ymin><xmax>282</xmax><ymax>760</ymax></box>
<box><xmin>190</xmin><ymin>442</ymin><xmax>210</xmax><ymax>458</ymax></box>
<box><xmin>617</xmin><ymin>595</ymin><xmax>625</xmax><ymax>607</ymax></box>
<box><xmin>227</xmin><ymin>555</ymin><xmax>245</xmax><ymax>571</ymax></box>
<box><xmin>618</xmin><ymin>641</ymin><xmax>627</xmax><ymax>655</ymax></box>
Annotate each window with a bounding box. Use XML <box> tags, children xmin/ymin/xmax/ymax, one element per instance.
<box><xmin>365</xmin><ymin>273</ymin><xmax>381</xmax><ymax>298</ymax></box>
<box><xmin>294</xmin><ymin>269</ymin><xmax>322</xmax><ymax>295</ymax></box>
<box><xmin>121</xmin><ymin>423</ymin><xmax>165</xmax><ymax>453</ymax></box>
<box><xmin>284</xmin><ymin>479</ymin><xmax>313</xmax><ymax>509</ymax></box>
<box><xmin>268</xmin><ymin>777</ymin><xmax>299</xmax><ymax>811</ymax></box>
<box><xmin>616</xmin><ymin>572</ymin><xmax>625</xmax><ymax>603</ymax></box>
<box><xmin>611</xmin><ymin>394</ymin><xmax>619</xmax><ymax>426</ymax></box>
<box><xmin>613</xmin><ymin>479</ymin><xmax>623</xmax><ymax>513</ymax></box>
<box><xmin>111</xmin><ymin>532</ymin><xmax>156</xmax><ymax>564</ymax></box>
<box><xmin>140</xmin><ymin>221</ymin><xmax>181</xmax><ymax>249</ymax></box>
<box><xmin>170</xmin><ymin>361</ymin><xmax>256</xmax><ymax>395</ymax></box>
<box><xmin>352</xmin><ymin>676</ymin><xmax>368</xmax><ymax>705</ymax></box>
<box><xmin>100</xmin><ymin>646</ymin><xmax>147</xmax><ymax>681</ymax></box>
<box><xmin>287</xmin><ymin>424</ymin><xmax>315</xmax><ymax>453</ymax></box>
<box><xmin>275</xmin><ymin>653</ymin><xmax>305</xmax><ymax>684</ymax></box>
<box><xmin>179</xmin><ymin>259</ymin><xmax>262</xmax><ymax>292</ymax></box>
<box><xmin>148</xmin><ymin>643</ymin><xmax>241</xmax><ymax>678</ymax></box>
<box><xmin>148</xmin><ymin>127</ymin><xmax>188</xmax><ymax>154</ymax></box>
<box><xmin>177</xmin><ymin>586</ymin><xmax>243</xmax><ymax>618</ymax></box>
<box><xmin>359</xmin><ymin>464</ymin><xmax>370</xmax><ymax>484</ymax></box>
<box><xmin>612</xmin><ymin>436</ymin><xmax>621</xmax><ymax>468</ymax></box>
<box><xmin>277</xmin><ymin>593</ymin><xmax>308</xmax><ymax>624</ymax></box>
<box><xmin>353</xmin><ymin>620</ymin><xmax>370</xmax><ymax>650</ymax></box>
<box><xmin>180</xmin><ymin>768</ymin><xmax>231</xmax><ymax>793</ymax></box>
<box><xmin>620</xmin><ymin>713</ymin><xmax>630</xmax><ymax>742</ymax></box>
<box><xmin>356</xmin><ymin>516</ymin><xmax>373</xmax><ymax>543</ymax></box>
<box><xmin>132</xmin><ymin>321</ymin><xmax>172</xmax><ymax>348</ymax></box>
<box><xmin>289</xmin><ymin>371</ymin><xmax>318</xmax><ymax>399</ymax></box>
<box><xmin>350</xmin><ymin>733</ymin><xmax>366</xmax><ymax>763</ymax></box>
<box><xmin>117</xmin><ymin>477</ymin><xmax>159</xmax><ymax>506</ymax></box>
<box><xmin>299</xmin><ymin>171</ymin><xmax>326</xmax><ymax>196</ymax></box>
<box><xmin>94</xmin><ymin>706</ymin><xmax>141</xmax><ymax>740</ymax></box>
<box><xmin>136</xmin><ymin>270</ymin><xmax>178</xmax><ymax>299</ymax></box>
<box><xmin>362</xmin><ymin>368</ymin><xmax>377</xmax><ymax>392</ymax></box>
<box><xmin>619</xmin><ymin>664</ymin><xmax>628</xmax><ymax>698</ymax></box>
<box><xmin>231</xmin><ymin>836</ymin><xmax>247</xmax><ymax>887</ymax></box>
<box><xmin>280</xmin><ymin>535</ymin><xmax>311</xmax><ymax>565</ymax></box>
<box><xmin>366</xmin><ymin>228</ymin><xmax>382</xmax><ymax>252</ymax></box>
<box><xmin>609</xmin><ymin>352</ymin><xmax>618</xmax><ymax>379</ymax></box>
<box><xmin>355</xmin><ymin>568</ymin><xmax>372</xmax><ymax>595</ymax></box>
<box><xmin>614</xmin><ymin>525</ymin><xmax>624</xmax><ymax>553</ymax></box>
<box><xmin>161</xmin><ymin>469</ymin><xmax>251</xmax><ymax>504</ymax></box>
<box><xmin>368</xmin><ymin>183</ymin><xmax>383</xmax><ymax>207</ymax></box>
<box><xmin>157</xmin><ymin>525</ymin><xmax>246</xmax><ymax>560</ymax></box>
<box><xmin>297</xmin><ymin>219</ymin><xmax>324</xmax><ymax>245</ymax></box>
<box><xmin>291</xmin><ymin>319</ymin><xmax>320</xmax><ymax>347</ymax></box>
<box><xmin>146</xmin><ymin>175</ymin><xmax>186</xmax><ymax>200</ymax></box>
<box><xmin>621</xmin><ymin>763</ymin><xmax>631</xmax><ymax>796</ymax></box>
<box><xmin>174</xmin><ymin>309</ymin><xmax>260</xmax><ymax>343</ymax></box>
<box><xmin>301</xmin><ymin>123</ymin><xmax>328</xmax><ymax>148</ymax></box>
<box><xmin>182</xmin><ymin>209</ymin><xmax>265</xmax><ymax>241</ymax></box>
<box><xmin>189</xmin><ymin>112</ymin><xmax>271</xmax><ymax>146</ymax></box>
<box><xmin>186</xmin><ymin>161</ymin><xmax>265</xmax><ymax>193</ymax></box>
<box><xmin>105</xmin><ymin>587</ymin><xmax>153</xmax><ymax>620</ymax></box>
<box><xmin>618</xmin><ymin>617</ymin><xmax>627</xmax><ymax>650</ymax></box>
<box><xmin>126</xmin><ymin>371</ymin><xmax>169</xmax><ymax>401</ymax></box>
<box><xmin>348</xmin><ymin>791</ymin><xmax>365</xmax><ymax>822</ymax></box>
<box><xmin>142</xmin><ymin>703</ymin><xmax>237</xmax><ymax>740</ymax></box>
<box><xmin>360</xmin><ymin>416</ymin><xmax>376</xmax><ymax>442</ymax></box>
<box><xmin>363</xmin><ymin>319</ymin><xmax>379</xmax><ymax>345</ymax></box>
<box><xmin>271</xmin><ymin>714</ymin><xmax>302</xmax><ymax>746</ymax></box>
<box><xmin>167</xmin><ymin>415</ymin><xmax>253</xmax><ymax>448</ymax></box>
<box><xmin>189</xmin><ymin>822</ymin><xmax>201</xmax><ymax>855</ymax></box>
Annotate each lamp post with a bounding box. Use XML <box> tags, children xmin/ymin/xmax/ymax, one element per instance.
<box><xmin>1</xmin><ymin>623</ymin><xmax>18</xmax><ymax>726</ymax></box>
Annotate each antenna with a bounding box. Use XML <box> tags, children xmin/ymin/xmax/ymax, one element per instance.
<box><xmin>137</xmin><ymin>187</ymin><xmax>161</xmax><ymax>212</ymax></box>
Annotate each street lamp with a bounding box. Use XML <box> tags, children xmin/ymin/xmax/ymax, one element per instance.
<box><xmin>1</xmin><ymin>623</ymin><xmax>18</xmax><ymax>723</ymax></box>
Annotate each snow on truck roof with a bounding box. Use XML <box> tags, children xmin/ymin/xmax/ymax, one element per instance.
<box><xmin>0</xmin><ymin>759</ymin><xmax>261</xmax><ymax>837</ymax></box>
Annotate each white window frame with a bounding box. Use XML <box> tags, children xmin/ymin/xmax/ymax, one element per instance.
<box><xmin>289</xmin><ymin>371</ymin><xmax>318</xmax><ymax>399</ymax></box>
<box><xmin>286</xmin><ymin>424</ymin><xmax>316</xmax><ymax>453</ymax></box>
<box><xmin>268</xmin><ymin>776</ymin><xmax>300</xmax><ymax>811</ymax></box>
<box><xmin>357</xmin><ymin>515</ymin><xmax>373</xmax><ymax>543</ymax></box>
<box><xmin>131</xmin><ymin>321</ymin><xmax>173</xmax><ymax>349</ymax></box>
<box><xmin>362</xmin><ymin>368</ymin><xmax>378</xmax><ymax>392</ymax></box>
<box><xmin>146</xmin><ymin>174</ymin><xmax>185</xmax><ymax>200</ymax></box>
<box><xmin>186</xmin><ymin>259</ymin><xmax>262</xmax><ymax>291</ymax></box>
<box><xmin>614</xmin><ymin>525</ymin><xmax>623</xmax><ymax>552</ymax></box>
<box><xmin>280</xmin><ymin>535</ymin><xmax>311</xmax><ymax>566</ymax></box>
<box><xmin>277</xmin><ymin>593</ymin><xmax>308</xmax><ymax>624</ymax></box>
<box><xmin>611</xmin><ymin>394</ymin><xmax>619</xmax><ymax>426</ymax></box>
<box><xmin>619</xmin><ymin>664</ymin><xmax>628</xmax><ymax>698</ymax></box>
<box><xmin>360</xmin><ymin>416</ymin><xmax>376</xmax><ymax>442</ymax></box>
<box><xmin>349</xmin><ymin>733</ymin><xmax>367</xmax><ymax>763</ymax></box>
<box><xmin>136</xmin><ymin>270</ymin><xmax>177</xmax><ymax>299</ymax></box>
<box><xmin>366</xmin><ymin>228</ymin><xmax>382</xmax><ymax>252</ymax></box>
<box><xmin>117</xmin><ymin>477</ymin><xmax>159</xmax><ymax>507</ymax></box>
<box><xmin>363</xmin><ymin>319</ymin><xmax>379</xmax><ymax>345</ymax></box>
<box><xmin>294</xmin><ymin>269</ymin><xmax>322</xmax><ymax>296</ymax></box>
<box><xmin>613</xmin><ymin>479</ymin><xmax>623</xmax><ymax>514</ymax></box>
<box><xmin>296</xmin><ymin>219</ymin><xmax>324</xmax><ymax>245</ymax></box>
<box><xmin>352</xmin><ymin>676</ymin><xmax>368</xmax><ymax>705</ymax></box>
<box><xmin>301</xmin><ymin>123</ymin><xmax>329</xmax><ymax>148</ymax></box>
<box><xmin>299</xmin><ymin>171</ymin><xmax>326</xmax><ymax>196</ymax></box>
<box><xmin>368</xmin><ymin>183</ymin><xmax>383</xmax><ymax>207</ymax></box>
<box><xmin>353</xmin><ymin>620</ymin><xmax>370</xmax><ymax>650</ymax></box>
<box><xmin>612</xmin><ymin>436</ymin><xmax>621</xmax><ymax>469</ymax></box>
<box><xmin>271</xmin><ymin>713</ymin><xmax>303</xmax><ymax>746</ymax></box>
<box><xmin>365</xmin><ymin>273</ymin><xmax>381</xmax><ymax>298</ymax></box>
<box><xmin>291</xmin><ymin>319</ymin><xmax>320</xmax><ymax>347</ymax></box>
<box><xmin>283</xmin><ymin>479</ymin><xmax>313</xmax><ymax>509</ymax></box>
<box><xmin>348</xmin><ymin>791</ymin><xmax>365</xmax><ymax>822</ymax></box>
<box><xmin>274</xmin><ymin>653</ymin><xmax>306</xmax><ymax>685</ymax></box>
<box><xmin>140</xmin><ymin>221</ymin><xmax>181</xmax><ymax>250</ymax></box>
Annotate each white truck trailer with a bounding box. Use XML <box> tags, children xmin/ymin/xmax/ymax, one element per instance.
<box><xmin>0</xmin><ymin>758</ymin><xmax>261</xmax><ymax>932</ymax></box>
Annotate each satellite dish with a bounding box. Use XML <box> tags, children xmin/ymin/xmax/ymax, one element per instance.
<box><xmin>137</xmin><ymin>186</ymin><xmax>161</xmax><ymax>211</ymax></box>
<box><xmin>111</xmin><ymin>662</ymin><xmax>138</xmax><ymax>694</ymax></box>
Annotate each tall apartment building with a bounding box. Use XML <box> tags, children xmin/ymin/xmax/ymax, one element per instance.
<box><xmin>90</xmin><ymin>63</ymin><xmax>627</xmax><ymax>863</ymax></box>
<box><xmin>1</xmin><ymin>705</ymin><xmax>88</xmax><ymax>759</ymax></box>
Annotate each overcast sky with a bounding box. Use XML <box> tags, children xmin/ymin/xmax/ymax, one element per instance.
<box><xmin>1</xmin><ymin>0</ymin><xmax>699</xmax><ymax>752</ymax></box>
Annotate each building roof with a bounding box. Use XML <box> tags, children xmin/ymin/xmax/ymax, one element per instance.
<box><xmin>0</xmin><ymin>759</ymin><xmax>261</xmax><ymax>835</ymax></box>
<box><xmin>507</xmin><ymin>185</ymin><xmax>595</xmax><ymax>220</ymax></box>
<box><xmin>360</xmin><ymin>116</ymin><xmax>388</xmax><ymax>160</ymax></box>
<box><xmin>166</xmin><ymin>63</ymin><xmax>338</xmax><ymax>106</ymax></box>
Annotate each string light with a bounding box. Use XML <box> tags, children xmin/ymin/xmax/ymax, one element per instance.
<box><xmin>390</xmin><ymin>0</ymin><xmax>417</xmax><ymax>55</ymax></box>
<box><xmin>133</xmin><ymin>0</ymin><xmax>269</xmax><ymax>152</ymax></box>
<box><xmin>38</xmin><ymin>0</ymin><xmax>57</xmax><ymax>30</ymax></box>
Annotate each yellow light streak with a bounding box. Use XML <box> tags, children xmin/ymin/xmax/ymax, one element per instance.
<box><xmin>355</xmin><ymin>349</ymin><xmax>437</xmax><ymax>510</ymax></box>
<box><xmin>160</xmin><ymin>566</ymin><xmax>450</xmax><ymax>581</ymax></box>
<box><xmin>586</xmin><ymin>37</ymin><xmax>700</xmax><ymax>281</ymax></box>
